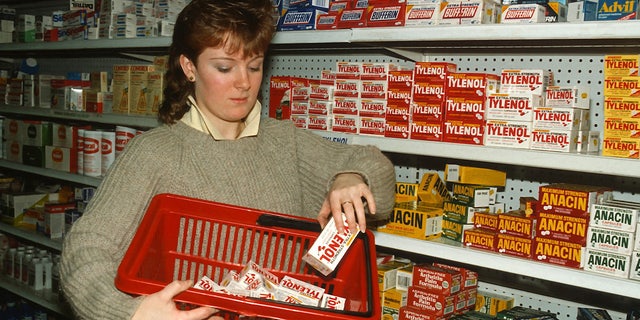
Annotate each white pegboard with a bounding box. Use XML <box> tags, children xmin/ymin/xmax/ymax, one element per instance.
<box><xmin>478</xmin><ymin>282</ymin><xmax>627</xmax><ymax>320</ymax></box>
<box><xmin>263</xmin><ymin>51</ymin><xmax>640</xmax><ymax>211</ymax></box>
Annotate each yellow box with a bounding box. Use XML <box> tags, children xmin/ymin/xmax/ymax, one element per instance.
<box><xmin>604</xmin><ymin>55</ymin><xmax>639</xmax><ymax>77</ymax></box>
<box><xmin>130</xmin><ymin>64</ymin><xmax>156</xmax><ymax>115</ymax></box>
<box><xmin>112</xmin><ymin>64</ymin><xmax>131</xmax><ymax>114</ymax></box>
<box><xmin>377</xmin><ymin>260</ymin><xmax>412</xmax><ymax>291</ymax></box>
<box><xmin>602</xmin><ymin>137</ymin><xmax>640</xmax><ymax>159</ymax></box>
<box><xmin>445</xmin><ymin>164</ymin><xmax>506</xmax><ymax>187</ymax></box>
<box><xmin>417</xmin><ymin>172</ymin><xmax>450</xmax><ymax>206</ymax></box>
<box><xmin>146</xmin><ymin>71</ymin><xmax>165</xmax><ymax>115</ymax></box>
<box><xmin>377</xmin><ymin>203</ymin><xmax>443</xmax><ymax>240</ymax></box>
<box><xmin>603</xmin><ymin>76</ymin><xmax>640</xmax><ymax>97</ymax></box>
<box><xmin>395</xmin><ymin>182</ymin><xmax>419</xmax><ymax>203</ymax></box>
<box><xmin>382</xmin><ymin>288</ymin><xmax>408</xmax><ymax>310</ymax></box>
<box><xmin>603</xmin><ymin>117</ymin><xmax>640</xmax><ymax>139</ymax></box>
<box><xmin>604</xmin><ymin>96</ymin><xmax>640</xmax><ymax>118</ymax></box>
<box><xmin>475</xmin><ymin>290</ymin><xmax>515</xmax><ymax>316</ymax></box>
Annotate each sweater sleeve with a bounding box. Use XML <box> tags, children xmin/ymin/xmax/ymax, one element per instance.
<box><xmin>288</xmin><ymin>122</ymin><xmax>396</xmax><ymax>222</ymax></box>
<box><xmin>60</xmin><ymin>131</ymin><xmax>178</xmax><ymax>320</ymax></box>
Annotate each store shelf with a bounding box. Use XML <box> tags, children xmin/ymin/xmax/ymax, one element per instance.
<box><xmin>0</xmin><ymin>20</ymin><xmax>638</xmax><ymax>55</ymax></box>
<box><xmin>0</xmin><ymin>105</ymin><xmax>158</xmax><ymax>128</ymax></box>
<box><xmin>0</xmin><ymin>275</ymin><xmax>68</xmax><ymax>316</ymax></box>
<box><xmin>0</xmin><ymin>160</ymin><xmax>101</xmax><ymax>187</ymax></box>
<box><xmin>373</xmin><ymin>231</ymin><xmax>640</xmax><ymax>300</ymax></box>
<box><xmin>0</xmin><ymin>223</ymin><xmax>62</xmax><ymax>251</ymax></box>
<box><xmin>313</xmin><ymin>131</ymin><xmax>639</xmax><ymax>178</ymax></box>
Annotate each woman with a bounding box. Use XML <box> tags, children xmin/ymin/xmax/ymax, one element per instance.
<box><xmin>60</xmin><ymin>0</ymin><xmax>396</xmax><ymax>319</ymax></box>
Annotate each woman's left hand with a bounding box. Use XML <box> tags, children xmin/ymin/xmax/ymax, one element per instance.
<box><xmin>317</xmin><ymin>173</ymin><xmax>376</xmax><ymax>234</ymax></box>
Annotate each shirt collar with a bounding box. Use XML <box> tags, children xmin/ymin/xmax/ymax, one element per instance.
<box><xmin>181</xmin><ymin>95</ymin><xmax>261</xmax><ymax>140</ymax></box>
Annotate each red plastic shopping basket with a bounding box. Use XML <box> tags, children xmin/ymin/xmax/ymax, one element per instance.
<box><xmin>115</xmin><ymin>193</ymin><xmax>381</xmax><ymax>320</ymax></box>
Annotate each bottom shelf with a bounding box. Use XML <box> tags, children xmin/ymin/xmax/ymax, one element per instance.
<box><xmin>0</xmin><ymin>275</ymin><xmax>71</xmax><ymax>317</ymax></box>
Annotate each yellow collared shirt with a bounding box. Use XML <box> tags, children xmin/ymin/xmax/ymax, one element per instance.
<box><xmin>181</xmin><ymin>95</ymin><xmax>261</xmax><ymax>140</ymax></box>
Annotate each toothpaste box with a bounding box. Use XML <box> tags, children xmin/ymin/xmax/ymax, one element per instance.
<box><xmin>484</xmin><ymin>120</ymin><xmax>533</xmax><ymax>149</ymax></box>
<box><xmin>500</xmin><ymin>3</ymin><xmax>546</xmax><ymax>23</ymax></box>
<box><xmin>486</xmin><ymin>93</ymin><xmax>543</xmax><ymax>122</ymax></box>
<box><xmin>583</xmin><ymin>248</ymin><xmax>631</xmax><ymax>278</ymax></box>
<box><xmin>595</xmin><ymin>0</ymin><xmax>639</xmax><ymax>20</ymax></box>
<box><xmin>302</xmin><ymin>214</ymin><xmax>359</xmax><ymax>276</ymax></box>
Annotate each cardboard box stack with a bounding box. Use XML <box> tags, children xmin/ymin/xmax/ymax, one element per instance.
<box><xmin>602</xmin><ymin>54</ymin><xmax>640</xmax><ymax>158</ymax></box>
<box><xmin>442</xmin><ymin>164</ymin><xmax>507</xmax><ymax>246</ymax></box>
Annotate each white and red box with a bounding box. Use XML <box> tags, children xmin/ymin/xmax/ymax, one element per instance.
<box><xmin>410</xmin><ymin>120</ymin><xmax>443</xmax><ymax>141</ymax></box>
<box><xmin>500</xmin><ymin>69</ymin><xmax>552</xmax><ymax>95</ymax></box>
<box><xmin>484</xmin><ymin>120</ymin><xmax>532</xmax><ymax>149</ymax></box>
<box><xmin>406</xmin><ymin>286</ymin><xmax>455</xmax><ymax>317</ymax></box>
<box><xmin>533</xmin><ymin>107</ymin><xmax>588</xmax><ymax>131</ymax></box>
<box><xmin>486</xmin><ymin>92</ymin><xmax>543</xmax><ymax>121</ymax></box>
<box><xmin>530</xmin><ymin>129</ymin><xmax>581</xmax><ymax>153</ymax></box>
<box><xmin>45</xmin><ymin>145</ymin><xmax>77</xmax><ymax>173</ymax></box>
<box><xmin>445</xmin><ymin>72</ymin><xmax>499</xmax><ymax>99</ymax></box>
<box><xmin>545</xmin><ymin>85</ymin><xmax>590</xmax><ymax>109</ymax></box>
<box><xmin>443</xmin><ymin>119</ymin><xmax>484</xmax><ymax>145</ymax></box>
<box><xmin>365</xmin><ymin>1</ymin><xmax>406</xmax><ymax>27</ymax></box>
<box><xmin>405</xmin><ymin>0</ymin><xmax>441</xmax><ymax>26</ymax></box>
<box><xmin>411</xmin><ymin>264</ymin><xmax>461</xmax><ymax>295</ymax></box>
<box><xmin>444</xmin><ymin>95</ymin><xmax>487</xmax><ymax>122</ymax></box>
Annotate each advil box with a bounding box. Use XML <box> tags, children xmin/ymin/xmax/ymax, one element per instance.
<box><xmin>596</xmin><ymin>0</ymin><xmax>639</xmax><ymax>20</ymax></box>
<box><xmin>366</xmin><ymin>1</ymin><xmax>406</xmax><ymax>27</ymax></box>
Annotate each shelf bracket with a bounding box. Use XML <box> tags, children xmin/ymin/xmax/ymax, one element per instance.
<box><xmin>119</xmin><ymin>53</ymin><xmax>156</xmax><ymax>63</ymax></box>
<box><xmin>383</xmin><ymin>47</ymin><xmax>426</xmax><ymax>62</ymax></box>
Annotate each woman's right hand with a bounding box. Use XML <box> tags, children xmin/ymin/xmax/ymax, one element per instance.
<box><xmin>132</xmin><ymin>280</ymin><xmax>223</xmax><ymax>320</ymax></box>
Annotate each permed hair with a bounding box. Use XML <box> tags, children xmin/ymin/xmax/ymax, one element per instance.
<box><xmin>158</xmin><ymin>0</ymin><xmax>276</xmax><ymax>124</ymax></box>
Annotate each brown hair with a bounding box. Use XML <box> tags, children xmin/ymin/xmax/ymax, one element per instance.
<box><xmin>158</xmin><ymin>0</ymin><xmax>276</xmax><ymax>124</ymax></box>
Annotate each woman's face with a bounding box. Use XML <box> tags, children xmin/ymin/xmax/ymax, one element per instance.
<box><xmin>181</xmin><ymin>46</ymin><xmax>264</xmax><ymax>126</ymax></box>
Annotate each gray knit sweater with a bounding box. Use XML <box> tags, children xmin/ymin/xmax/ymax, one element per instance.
<box><xmin>60</xmin><ymin>118</ymin><xmax>396</xmax><ymax>319</ymax></box>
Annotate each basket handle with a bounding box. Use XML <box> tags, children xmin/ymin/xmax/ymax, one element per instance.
<box><xmin>256</xmin><ymin>214</ymin><xmax>322</xmax><ymax>233</ymax></box>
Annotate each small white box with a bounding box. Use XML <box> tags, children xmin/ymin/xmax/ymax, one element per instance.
<box><xmin>302</xmin><ymin>214</ymin><xmax>359</xmax><ymax>276</ymax></box>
